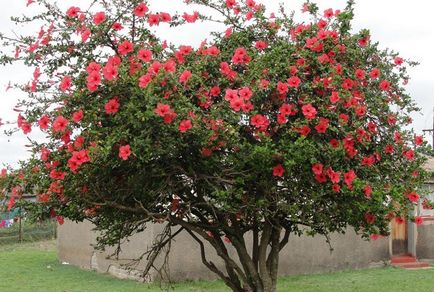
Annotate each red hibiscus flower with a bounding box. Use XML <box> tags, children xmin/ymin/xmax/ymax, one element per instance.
<box><xmin>105</xmin><ymin>98</ymin><xmax>120</xmax><ymax>115</ymax></box>
<box><xmin>415</xmin><ymin>135</ymin><xmax>423</xmax><ymax>145</ymax></box>
<box><xmin>118</xmin><ymin>40</ymin><xmax>134</xmax><ymax>55</ymax></box>
<box><xmin>395</xmin><ymin>217</ymin><xmax>405</xmax><ymax>225</ymax></box>
<box><xmin>93</xmin><ymin>12</ymin><xmax>106</xmax><ymax>25</ymax></box>
<box><xmin>277</xmin><ymin>81</ymin><xmax>289</xmax><ymax>94</ymax></box>
<box><xmin>66</xmin><ymin>6</ymin><xmax>80</xmax><ymax>18</ymax></box>
<box><xmin>38</xmin><ymin>115</ymin><xmax>50</xmax><ymax>130</ymax></box>
<box><xmin>138</xmin><ymin>49</ymin><xmax>152</xmax><ymax>62</ymax></box>
<box><xmin>52</xmin><ymin>116</ymin><xmax>68</xmax><ymax>132</ymax></box>
<box><xmin>369</xmin><ymin>68</ymin><xmax>380</xmax><ymax>79</ymax></box>
<box><xmin>255</xmin><ymin>41</ymin><xmax>268</xmax><ymax>50</ymax></box>
<box><xmin>179</xmin><ymin>120</ymin><xmax>192</xmax><ymax>133</ymax></box>
<box><xmin>60</xmin><ymin>76</ymin><xmax>72</xmax><ymax>91</ymax></box>
<box><xmin>330</xmin><ymin>91</ymin><xmax>340</xmax><ymax>104</ymax></box>
<box><xmin>72</xmin><ymin>111</ymin><xmax>83</xmax><ymax>123</ymax></box>
<box><xmin>273</xmin><ymin>164</ymin><xmax>285</xmax><ymax>177</ymax></box>
<box><xmin>139</xmin><ymin>74</ymin><xmax>153</xmax><ymax>88</ymax></box>
<box><xmin>133</xmin><ymin>2</ymin><xmax>149</xmax><ymax>17</ymax></box>
<box><xmin>103</xmin><ymin>64</ymin><xmax>118</xmax><ymax>81</ymax></box>
<box><xmin>415</xmin><ymin>216</ymin><xmax>424</xmax><ymax>225</ymax></box>
<box><xmin>183</xmin><ymin>11</ymin><xmax>199</xmax><ymax>23</ymax></box>
<box><xmin>179</xmin><ymin>70</ymin><xmax>192</xmax><ymax>84</ymax></box>
<box><xmin>287</xmin><ymin>76</ymin><xmax>301</xmax><ymax>88</ymax></box>
<box><xmin>301</xmin><ymin>104</ymin><xmax>317</xmax><ymax>120</ymax></box>
<box><xmin>119</xmin><ymin>145</ymin><xmax>132</xmax><ymax>160</ymax></box>
<box><xmin>364</xmin><ymin>184</ymin><xmax>372</xmax><ymax>199</ymax></box>
<box><xmin>250</xmin><ymin>114</ymin><xmax>269</xmax><ymax>131</ymax></box>
<box><xmin>344</xmin><ymin>170</ymin><xmax>356</xmax><ymax>188</ymax></box>
<box><xmin>312</xmin><ymin>163</ymin><xmax>323</xmax><ymax>175</ymax></box>
<box><xmin>379</xmin><ymin>80</ymin><xmax>390</xmax><ymax>91</ymax></box>
<box><xmin>406</xmin><ymin>191</ymin><xmax>420</xmax><ymax>203</ymax></box>
<box><xmin>364</xmin><ymin>212</ymin><xmax>376</xmax><ymax>224</ymax></box>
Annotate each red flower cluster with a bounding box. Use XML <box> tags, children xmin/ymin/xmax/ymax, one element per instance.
<box><xmin>68</xmin><ymin>150</ymin><xmax>90</xmax><ymax>172</ymax></box>
<box><xmin>155</xmin><ymin>103</ymin><xmax>177</xmax><ymax>124</ymax></box>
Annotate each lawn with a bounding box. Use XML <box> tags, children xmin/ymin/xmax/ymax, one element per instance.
<box><xmin>0</xmin><ymin>240</ymin><xmax>433</xmax><ymax>292</ymax></box>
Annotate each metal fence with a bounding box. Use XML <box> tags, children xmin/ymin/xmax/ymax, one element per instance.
<box><xmin>0</xmin><ymin>210</ymin><xmax>56</xmax><ymax>244</ymax></box>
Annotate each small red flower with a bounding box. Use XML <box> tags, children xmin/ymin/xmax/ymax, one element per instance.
<box><xmin>119</xmin><ymin>145</ymin><xmax>132</xmax><ymax>160</ymax></box>
<box><xmin>250</xmin><ymin>114</ymin><xmax>269</xmax><ymax>131</ymax></box>
<box><xmin>379</xmin><ymin>80</ymin><xmax>390</xmax><ymax>91</ymax></box>
<box><xmin>330</xmin><ymin>91</ymin><xmax>340</xmax><ymax>104</ymax></box>
<box><xmin>66</xmin><ymin>6</ymin><xmax>80</xmax><ymax>18</ymax></box>
<box><xmin>226</xmin><ymin>0</ymin><xmax>237</xmax><ymax>8</ymax></box>
<box><xmin>56</xmin><ymin>216</ymin><xmax>65</xmax><ymax>225</ymax></box>
<box><xmin>139</xmin><ymin>74</ymin><xmax>153</xmax><ymax>88</ymax></box>
<box><xmin>332</xmin><ymin>184</ymin><xmax>340</xmax><ymax>193</ymax></box>
<box><xmin>38</xmin><ymin>115</ymin><xmax>50</xmax><ymax>130</ymax></box>
<box><xmin>287</xmin><ymin>76</ymin><xmax>301</xmax><ymax>88</ymax></box>
<box><xmin>255</xmin><ymin>40</ymin><xmax>268</xmax><ymax>50</ymax></box>
<box><xmin>273</xmin><ymin>164</ymin><xmax>285</xmax><ymax>177</ymax></box>
<box><xmin>312</xmin><ymin>163</ymin><xmax>323</xmax><ymax>175</ymax></box>
<box><xmin>277</xmin><ymin>82</ymin><xmax>289</xmax><ymax>94</ymax></box>
<box><xmin>138</xmin><ymin>49</ymin><xmax>152</xmax><ymax>62</ymax></box>
<box><xmin>364</xmin><ymin>185</ymin><xmax>372</xmax><ymax>199</ymax></box>
<box><xmin>232</xmin><ymin>47</ymin><xmax>250</xmax><ymax>65</ymax></box>
<box><xmin>406</xmin><ymin>191</ymin><xmax>420</xmax><ymax>203</ymax></box>
<box><xmin>365</xmin><ymin>212</ymin><xmax>376</xmax><ymax>224</ymax></box>
<box><xmin>415</xmin><ymin>135</ymin><xmax>424</xmax><ymax>145</ymax></box>
<box><xmin>133</xmin><ymin>2</ymin><xmax>149</xmax><ymax>17</ymax></box>
<box><xmin>301</xmin><ymin>104</ymin><xmax>317</xmax><ymax>120</ymax></box>
<box><xmin>183</xmin><ymin>11</ymin><xmax>199</xmax><ymax>23</ymax></box>
<box><xmin>103</xmin><ymin>64</ymin><xmax>118</xmax><ymax>81</ymax></box>
<box><xmin>72</xmin><ymin>110</ymin><xmax>83</xmax><ymax>123</ymax></box>
<box><xmin>296</xmin><ymin>125</ymin><xmax>311</xmax><ymax>136</ymax></box>
<box><xmin>179</xmin><ymin>120</ymin><xmax>192</xmax><ymax>133</ymax></box>
<box><xmin>93</xmin><ymin>12</ymin><xmax>106</xmax><ymax>25</ymax></box>
<box><xmin>105</xmin><ymin>98</ymin><xmax>120</xmax><ymax>115</ymax></box>
<box><xmin>118</xmin><ymin>40</ymin><xmax>134</xmax><ymax>55</ymax></box>
<box><xmin>403</xmin><ymin>149</ymin><xmax>415</xmax><ymax>160</ymax></box>
<box><xmin>370</xmin><ymin>234</ymin><xmax>381</xmax><ymax>240</ymax></box>
<box><xmin>52</xmin><ymin>116</ymin><xmax>68</xmax><ymax>132</ymax></box>
<box><xmin>155</xmin><ymin>103</ymin><xmax>171</xmax><ymax>117</ymax></box>
<box><xmin>369</xmin><ymin>68</ymin><xmax>380</xmax><ymax>79</ymax></box>
<box><xmin>60</xmin><ymin>76</ymin><xmax>72</xmax><ymax>91</ymax></box>
<box><xmin>355</xmin><ymin>69</ymin><xmax>365</xmax><ymax>80</ymax></box>
<box><xmin>344</xmin><ymin>170</ymin><xmax>356</xmax><ymax>188</ymax></box>
<box><xmin>323</xmin><ymin>8</ymin><xmax>334</xmax><ymax>18</ymax></box>
<box><xmin>394</xmin><ymin>56</ymin><xmax>404</xmax><ymax>65</ymax></box>
<box><xmin>395</xmin><ymin>217</ymin><xmax>405</xmax><ymax>225</ymax></box>
<box><xmin>148</xmin><ymin>14</ymin><xmax>160</xmax><ymax>26</ymax></box>
<box><xmin>415</xmin><ymin>216</ymin><xmax>424</xmax><ymax>225</ymax></box>
<box><xmin>179</xmin><ymin>70</ymin><xmax>192</xmax><ymax>84</ymax></box>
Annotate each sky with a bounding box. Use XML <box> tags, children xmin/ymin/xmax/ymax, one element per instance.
<box><xmin>0</xmin><ymin>0</ymin><xmax>434</xmax><ymax>168</ymax></box>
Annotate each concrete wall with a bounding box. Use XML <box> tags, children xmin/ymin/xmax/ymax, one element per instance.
<box><xmin>416</xmin><ymin>219</ymin><xmax>434</xmax><ymax>260</ymax></box>
<box><xmin>58</xmin><ymin>220</ymin><xmax>390</xmax><ymax>282</ymax></box>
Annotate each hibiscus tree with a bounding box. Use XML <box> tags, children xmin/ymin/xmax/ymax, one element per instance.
<box><xmin>0</xmin><ymin>0</ymin><xmax>431</xmax><ymax>291</ymax></box>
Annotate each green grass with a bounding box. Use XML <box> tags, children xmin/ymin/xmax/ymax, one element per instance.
<box><xmin>0</xmin><ymin>240</ymin><xmax>433</xmax><ymax>291</ymax></box>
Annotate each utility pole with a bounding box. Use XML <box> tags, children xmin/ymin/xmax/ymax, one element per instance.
<box><xmin>423</xmin><ymin>108</ymin><xmax>434</xmax><ymax>149</ymax></box>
